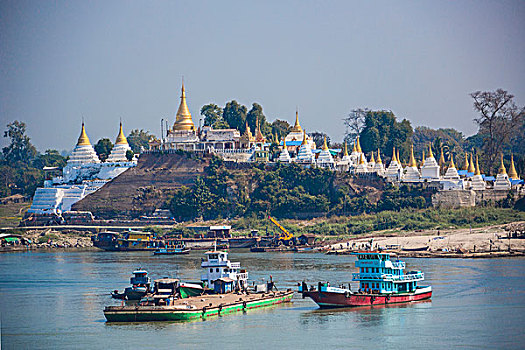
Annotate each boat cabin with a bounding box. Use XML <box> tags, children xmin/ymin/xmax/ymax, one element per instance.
<box><xmin>352</xmin><ymin>252</ymin><xmax>424</xmax><ymax>294</ymax></box>
<box><xmin>201</xmin><ymin>250</ymin><xmax>248</xmax><ymax>291</ymax></box>
<box><xmin>130</xmin><ymin>270</ymin><xmax>151</xmax><ymax>287</ymax></box>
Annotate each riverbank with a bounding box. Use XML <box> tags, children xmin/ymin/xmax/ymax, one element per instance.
<box><xmin>324</xmin><ymin>222</ymin><xmax>525</xmax><ymax>258</ymax></box>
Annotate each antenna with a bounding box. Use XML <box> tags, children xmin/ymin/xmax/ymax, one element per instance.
<box><xmin>161</xmin><ymin>119</ymin><xmax>164</xmax><ymax>142</ymax></box>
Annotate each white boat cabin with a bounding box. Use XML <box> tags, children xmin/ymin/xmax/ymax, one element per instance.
<box><xmin>201</xmin><ymin>251</ymin><xmax>248</xmax><ymax>291</ymax></box>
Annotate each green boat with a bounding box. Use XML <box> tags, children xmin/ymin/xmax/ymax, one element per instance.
<box><xmin>104</xmin><ymin>290</ymin><xmax>294</xmax><ymax>322</ymax></box>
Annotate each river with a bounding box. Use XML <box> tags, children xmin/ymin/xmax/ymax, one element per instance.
<box><xmin>0</xmin><ymin>250</ymin><xmax>523</xmax><ymax>349</ymax></box>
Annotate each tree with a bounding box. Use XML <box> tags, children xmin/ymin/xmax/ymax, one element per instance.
<box><xmin>223</xmin><ymin>100</ymin><xmax>247</xmax><ymax>133</ymax></box>
<box><xmin>246</xmin><ymin>103</ymin><xmax>271</xmax><ymax>136</ymax></box>
<box><xmin>200</xmin><ymin>104</ymin><xmax>224</xmax><ymax>127</ymax></box>
<box><xmin>32</xmin><ymin>149</ymin><xmax>67</xmax><ymax>169</ymax></box>
<box><xmin>2</xmin><ymin>121</ymin><xmax>37</xmax><ymax>165</ymax></box>
<box><xmin>271</xmin><ymin>119</ymin><xmax>291</xmax><ymax>141</ymax></box>
<box><xmin>310</xmin><ymin>132</ymin><xmax>330</xmax><ymax>148</ymax></box>
<box><xmin>125</xmin><ymin>150</ymin><xmax>134</xmax><ymax>161</ymax></box>
<box><xmin>127</xmin><ymin>129</ymin><xmax>154</xmax><ymax>153</ymax></box>
<box><xmin>343</xmin><ymin>108</ymin><xmax>368</xmax><ymax>143</ymax></box>
<box><xmin>94</xmin><ymin>138</ymin><xmax>113</xmax><ymax>162</ymax></box>
<box><xmin>471</xmin><ymin>89</ymin><xmax>525</xmax><ymax>174</ymax></box>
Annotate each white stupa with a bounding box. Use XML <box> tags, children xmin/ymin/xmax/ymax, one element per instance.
<box><xmin>385</xmin><ymin>147</ymin><xmax>402</xmax><ymax>181</ymax></box>
<box><xmin>67</xmin><ymin>123</ymin><xmax>100</xmax><ymax>166</ymax></box>
<box><xmin>470</xmin><ymin>155</ymin><xmax>486</xmax><ymax>190</ymax></box>
<box><xmin>494</xmin><ymin>154</ymin><xmax>511</xmax><ymax>190</ymax></box>
<box><xmin>278</xmin><ymin>138</ymin><xmax>291</xmax><ymax>163</ymax></box>
<box><xmin>421</xmin><ymin>144</ymin><xmax>440</xmax><ymax>179</ymax></box>
<box><xmin>106</xmin><ymin>122</ymin><xmax>132</xmax><ymax>162</ymax></box>
<box><xmin>373</xmin><ymin>149</ymin><xmax>384</xmax><ymax>174</ymax></box>
<box><xmin>285</xmin><ymin>110</ymin><xmax>315</xmax><ymax>149</ymax></box>
<box><xmin>367</xmin><ymin>152</ymin><xmax>376</xmax><ymax>171</ymax></box>
<box><xmin>316</xmin><ymin>137</ymin><xmax>335</xmax><ymax>169</ymax></box>
<box><xmin>296</xmin><ymin>130</ymin><xmax>315</xmax><ymax>164</ymax></box>
<box><xmin>355</xmin><ymin>153</ymin><xmax>369</xmax><ymax>173</ymax></box>
<box><xmin>403</xmin><ymin>145</ymin><xmax>421</xmax><ymax>181</ymax></box>
<box><xmin>443</xmin><ymin>154</ymin><xmax>460</xmax><ymax>180</ymax></box>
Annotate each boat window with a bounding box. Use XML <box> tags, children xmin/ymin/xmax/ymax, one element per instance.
<box><xmin>210</xmin><ymin>268</ymin><xmax>213</xmax><ymax>273</ymax></box>
<box><xmin>224</xmin><ymin>269</ymin><xmax>228</xmax><ymax>273</ymax></box>
<box><xmin>216</xmin><ymin>268</ymin><xmax>219</xmax><ymax>273</ymax></box>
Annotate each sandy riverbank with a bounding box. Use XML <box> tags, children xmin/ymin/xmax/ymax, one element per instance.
<box><xmin>325</xmin><ymin>222</ymin><xmax>525</xmax><ymax>257</ymax></box>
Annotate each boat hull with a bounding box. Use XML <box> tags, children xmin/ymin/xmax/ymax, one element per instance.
<box><xmin>303</xmin><ymin>287</ymin><xmax>432</xmax><ymax>308</ymax></box>
<box><xmin>104</xmin><ymin>291</ymin><xmax>294</xmax><ymax>322</ymax></box>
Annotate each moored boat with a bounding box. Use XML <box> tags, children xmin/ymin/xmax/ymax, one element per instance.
<box><xmin>299</xmin><ymin>251</ymin><xmax>432</xmax><ymax>308</ymax></box>
<box><xmin>111</xmin><ymin>269</ymin><xmax>152</xmax><ymax>300</ymax></box>
<box><xmin>153</xmin><ymin>244</ymin><xmax>190</xmax><ymax>255</ymax></box>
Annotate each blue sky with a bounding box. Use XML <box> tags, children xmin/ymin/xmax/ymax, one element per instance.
<box><xmin>1</xmin><ymin>0</ymin><xmax>524</xmax><ymax>152</ymax></box>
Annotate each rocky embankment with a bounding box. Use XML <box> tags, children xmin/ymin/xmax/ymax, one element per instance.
<box><xmin>1</xmin><ymin>229</ymin><xmax>94</xmax><ymax>251</ymax></box>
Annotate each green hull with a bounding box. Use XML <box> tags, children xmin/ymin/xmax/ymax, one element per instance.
<box><xmin>179</xmin><ymin>286</ymin><xmax>203</xmax><ymax>299</ymax></box>
<box><xmin>104</xmin><ymin>291</ymin><xmax>293</xmax><ymax>322</ymax></box>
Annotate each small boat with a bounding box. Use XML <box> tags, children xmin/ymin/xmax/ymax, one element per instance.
<box><xmin>299</xmin><ymin>251</ymin><xmax>432</xmax><ymax>308</ymax></box>
<box><xmin>153</xmin><ymin>244</ymin><xmax>190</xmax><ymax>255</ymax></box>
<box><xmin>401</xmin><ymin>246</ymin><xmax>429</xmax><ymax>252</ymax></box>
<box><xmin>111</xmin><ymin>269</ymin><xmax>152</xmax><ymax>300</ymax></box>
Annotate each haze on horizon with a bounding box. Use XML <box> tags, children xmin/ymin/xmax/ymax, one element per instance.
<box><xmin>1</xmin><ymin>0</ymin><xmax>524</xmax><ymax>152</ymax></box>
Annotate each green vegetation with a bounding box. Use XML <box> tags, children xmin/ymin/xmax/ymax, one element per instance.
<box><xmin>167</xmin><ymin>157</ymin><xmax>435</xmax><ymax>221</ymax></box>
<box><xmin>94</xmin><ymin>138</ymin><xmax>113</xmax><ymax>162</ymax></box>
<box><xmin>127</xmin><ymin>129</ymin><xmax>154</xmax><ymax>154</ymax></box>
<box><xmin>0</xmin><ymin>202</ymin><xmax>30</xmax><ymax>226</ymax></box>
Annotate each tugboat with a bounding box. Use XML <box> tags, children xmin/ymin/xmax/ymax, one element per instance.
<box><xmin>111</xmin><ymin>269</ymin><xmax>152</xmax><ymax>300</ymax></box>
<box><xmin>104</xmin><ymin>250</ymin><xmax>293</xmax><ymax>322</ymax></box>
<box><xmin>153</xmin><ymin>243</ymin><xmax>190</xmax><ymax>255</ymax></box>
<box><xmin>299</xmin><ymin>251</ymin><xmax>432</xmax><ymax>308</ymax></box>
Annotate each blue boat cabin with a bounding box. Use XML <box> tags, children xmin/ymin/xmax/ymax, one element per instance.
<box><xmin>352</xmin><ymin>252</ymin><xmax>424</xmax><ymax>294</ymax></box>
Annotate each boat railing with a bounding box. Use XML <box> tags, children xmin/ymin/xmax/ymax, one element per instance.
<box><xmin>352</xmin><ymin>272</ymin><xmax>424</xmax><ymax>281</ymax></box>
<box><xmin>230</xmin><ymin>262</ymin><xmax>241</xmax><ymax>269</ymax></box>
<box><xmin>392</xmin><ymin>261</ymin><xmax>406</xmax><ymax>269</ymax></box>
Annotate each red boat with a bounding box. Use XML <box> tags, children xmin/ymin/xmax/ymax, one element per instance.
<box><xmin>299</xmin><ymin>251</ymin><xmax>432</xmax><ymax>308</ymax></box>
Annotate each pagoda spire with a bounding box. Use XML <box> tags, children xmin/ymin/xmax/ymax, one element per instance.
<box><xmin>468</xmin><ymin>154</ymin><xmax>475</xmax><ymax>173</ymax></box>
<box><xmin>462</xmin><ymin>152</ymin><xmax>469</xmax><ymax>171</ymax></box>
<box><xmin>498</xmin><ymin>154</ymin><xmax>507</xmax><ymax>175</ymax></box>
<box><xmin>449</xmin><ymin>154</ymin><xmax>456</xmax><ymax>169</ymax></box>
<box><xmin>370</xmin><ymin>151</ymin><xmax>375</xmax><ymax>163</ymax></box>
<box><xmin>282</xmin><ymin>137</ymin><xmax>287</xmax><ymax>148</ymax></box>
<box><xmin>397</xmin><ymin>149</ymin><xmax>400</xmax><ymax>164</ymax></box>
<box><xmin>356</xmin><ymin>137</ymin><xmax>362</xmax><ymax>153</ymax></box>
<box><xmin>392</xmin><ymin>147</ymin><xmax>397</xmax><ymax>163</ymax></box>
<box><xmin>475</xmin><ymin>155</ymin><xmax>481</xmax><ymax>175</ymax></box>
<box><xmin>115</xmin><ymin>121</ymin><xmax>128</xmax><ymax>145</ymax></box>
<box><xmin>352</xmin><ymin>141</ymin><xmax>357</xmax><ymax>153</ymax></box>
<box><xmin>439</xmin><ymin>147</ymin><xmax>445</xmax><ymax>167</ymax></box>
<box><xmin>408</xmin><ymin>145</ymin><xmax>417</xmax><ymax>167</ymax></box>
<box><xmin>77</xmin><ymin>122</ymin><xmax>91</xmax><ymax>146</ymax></box>
<box><xmin>173</xmin><ymin>80</ymin><xmax>195</xmax><ymax>131</ymax></box>
<box><xmin>255</xmin><ymin>117</ymin><xmax>265</xmax><ymax>142</ymax></box>
<box><xmin>291</xmin><ymin>108</ymin><xmax>303</xmax><ymax>133</ymax></box>
<box><xmin>376</xmin><ymin>149</ymin><xmax>382</xmax><ymax>164</ymax></box>
<box><xmin>343</xmin><ymin>142</ymin><xmax>348</xmax><ymax>157</ymax></box>
<box><xmin>359</xmin><ymin>153</ymin><xmax>365</xmax><ymax>165</ymax></box>
<box><xmin>301</xmin><ymin>130</ymin><xmax>307</xmax><ymax>145</ymax></box>
<box><xmin>428</xmin><ymin>143</ymin><xmax>434</xmax><ymax>159</ymax></box>
<box><xmin>508</xmin><ymin>154</ymin><xmax>519</xmax><ymax>180</ymax></box>
<box><xmin>322</xmin><ymin>136</ymin><xmax>329</xmax><ymax>151</ymax></box>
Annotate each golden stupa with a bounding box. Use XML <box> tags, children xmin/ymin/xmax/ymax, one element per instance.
<box><xmin>172</xmin><ymin>82</ymin><xmax>195</xmax><ymax>131</ymax></box>
<box><xmin>475</xmin><ymin>155</ymin><xmax>482</xmax><ymax>176</ymax></box>
<box><xmin>498</xmin><ymin>154</ymin><xmax>507</xmax><ymax>175</ymax></box>
<box><xmin>376</xmin><ymin>149</ymin><xmax>383</xmax><ymax>164</ymax></box>
<box><xmin>508</xmin><ymin>154</ymin><xmax>519</xmax><ymax>180</ymax></box>
<box><xmin>322</xmin><ymin>136</ymin><xmax>329</xmax><ymax>151</ymax></box>
<box><xmin>77</xmin><ymin>122</ymin><xmax>91</xmax><ymax>146</ymax></box>
<box><xmin>115</xmin><ymin>122</ymin><xmax>128</xmax><ymax>145</ymax></box>
<box><xmin>291</xmin><ymin>109</ymin><xmax>303</xmax><ymax>133</ymax></box>
<box><xmin>409</xmin><ymin>145</ymin><xmax>417</xmax><ymax>167</ymax></box>
<box><xmin>468</xmin><ymin>154</ymin><xmax>476</xmax><ymax>173</ymax></box>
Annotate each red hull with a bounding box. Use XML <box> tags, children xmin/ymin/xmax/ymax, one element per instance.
<box><xmin>304</xmin><ymin>290</ymin><xmax>432</xmax><ymax>308</ymax></box>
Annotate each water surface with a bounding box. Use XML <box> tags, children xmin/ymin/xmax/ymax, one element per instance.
<box><xmin>0</xmin><ymin>250</ymin><xmax>523</xmax><ymax>349</ymax></box>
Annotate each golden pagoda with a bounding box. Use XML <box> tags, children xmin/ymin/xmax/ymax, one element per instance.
<box><xmin>408</xmin><ymin>145</ymin><xmax>417</xmax><ymax>167</ymax></box>
<box><xmin>291</xmin><ymin>109</ymin><xmax>303</xmax><ymax>133</ymax></box>
<box><xmin>352</xmin><ymin>141</ymin><xmax>357</xmax><ymax>153</ymax></box>
<box><xmin>449</xmin><ymin>154</ymin><xmax>456</xmax><ymax>169</ymax></box>
<box><xmin>498</xmin><ymin>154</ymin><xmax>507</xmax><ymax>175</ymax></box>
<box><xmin>301</xmin><ymin>130</ymin><xmax>307</xmax><ymax>145</ymax></box>
<box><xmin>356</xmin><ymin>137</ymin><xmax>362</xmax><ymax>153</ymax></box>
<box><xmin>282</xmin><ymin>137</ymin><xmax>287</xmax><ymax>148</ymax></box>
<box><xmin>376</xmin><ymin>149</ymin><xmax>382</xmax><ymax>164</ymax></box>
<box><xmin>508</xmin><ymin>154</ymin><xmax>519</xmax><ymax>180</ymax></box>
<box><xmin>392</xmin><ymin>147</ymin><xmax>397</xmax><ymax>163</ymax></box>
<box><xmin>359</xmin><ymin>153</ymin><xmax>365</xmax><ymax>165</ymax></box>
<box><xmin>468</xmin><ymin>154</ymin><xmax>475</xmax><ymax>173</ymax></box>
<box><xmin>370</xmin><ymin>151</ymin><xmax>375</xmax><ymax>164</ymax></box>
<box><xmin>343</xmin><ymin>142</ymin><xmax>349</xmax><ymax>157</ymax></box>
<box><xmin>428</xmin><ymin>143</ymin><xmax>434</xmax><ymax>159</ymax></box>
<box><xmin>462</xmin><ymin>152</ymin><xmax>469</xmax><ymax>170</ymax></box>
<box><xmin>172</xmin><ymin>82</ymin><xmax>195</xmax><ymax>131</ymax></box>
<box><xmin>397</xmin><ymin>149</ymin><xmax>401</xmax><ymax>164</ymax></box>
<box><xmin>322</xmin><ymin>136</ymin><xmax>329</xmax><ymax>151</ymax></box>
<box><xmin>115</xmin><ymin>122</ymin><xmax>128</xmax><ymax>145</ymax></box>
<box><xmin>475</xmin><ymin>155</ymin><xmax>481</xmax><ymax>176</ymax></box>
<box><xmin>77</xmin><ymin>122</ymin><xmax>91</xmax><ymax>146</ymax></box>
<box><xmin>255</xmin><ymin>118</ymin><xmax>265</xmax><ymax>142</ymax></box>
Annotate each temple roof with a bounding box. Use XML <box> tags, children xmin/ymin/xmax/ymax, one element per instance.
<box><xmin>173</xmin><ymin>82</ymin><xmax>195</xmax><ymax>131</ymax></box>
<box><xmin>77</xmin><ymin>122</ymin><xmax>91</xmax><ymax>146</ymax></box>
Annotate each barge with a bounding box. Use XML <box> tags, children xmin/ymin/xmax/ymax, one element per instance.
<box><xmin>299</xmin><ymin>251</ymin><xmax>432</xmax><ymax>308</ymax></box>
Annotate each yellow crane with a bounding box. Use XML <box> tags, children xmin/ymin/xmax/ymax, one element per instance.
<box><xmin>268</xmin><ymin>216</ymin><xmax>306</xmax><ymax>246</ymax></box>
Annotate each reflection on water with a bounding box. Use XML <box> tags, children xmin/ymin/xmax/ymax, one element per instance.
<box><xmin>0</xmin><ymin>250</ymin><xmax>524</xmax><ymax>349</ymax></box>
